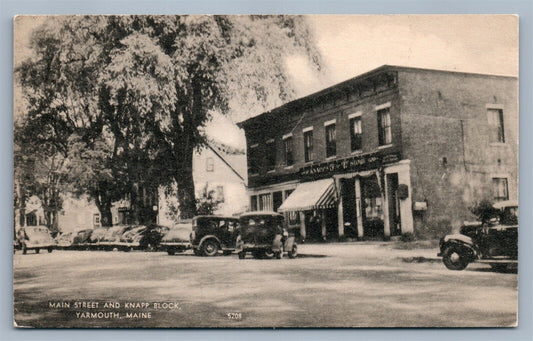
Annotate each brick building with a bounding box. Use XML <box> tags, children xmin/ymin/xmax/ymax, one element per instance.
<box><xmin>237</xmin><ymin>65</ymin><xmax>518</xmax><ymax>241</ymax></box>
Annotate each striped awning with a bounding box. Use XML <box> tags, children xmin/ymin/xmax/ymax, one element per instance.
<box><xmin>278</xmin><ymin>178</ymin><xmax>337</xmax><ymax>212</ymax></box>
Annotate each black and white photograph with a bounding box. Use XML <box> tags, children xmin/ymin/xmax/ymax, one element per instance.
<box><xmin>13</xmin><ymin>14</ymin><xmax>518</xmax><ymax>328</ymax></box>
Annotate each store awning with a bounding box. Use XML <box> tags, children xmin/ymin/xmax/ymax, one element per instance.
<box><xmin>278</xmin><ymin>178</ymin><xmax>337</xmax><ymax>212</ymax></box>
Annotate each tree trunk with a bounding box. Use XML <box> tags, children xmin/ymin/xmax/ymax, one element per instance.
<box><xmin>95</xmin><ymin>195</ymin><xmax>113</xmax><ymax>227</ymax></box>
<box><xmin>175</xmin><ymin>150</ymin><xmax>196</xmax><ymax>220</ymax></box>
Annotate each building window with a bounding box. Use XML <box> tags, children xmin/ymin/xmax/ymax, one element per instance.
<box><xmin>378</xmin><ymin>107</ymin><xmax>392</xmax><ymax>146</ymax></box>
<box><xmin>487</xmin><ymin>108</ymin><xmax>505</xmax><ymax>143</ymax></box>
<box><xmin>258</xmin><ymin>193</ymin><xmax>273</xmax><ymax>211</ymax></box>
<box><xmin>350</xmin><ymin>116</ymin><xmax>362</xmax><ymax>151</ymax></box>
<box><xmin>266</xmin><ymin>140</ymin><xmax>276</xmax><ymax>171</ymax></box>
<box><xmin>216</xmin><ymin>186</ymin><xmax>225</xmax><ymax>202</ymax></box>
<box><xmin>250</xmin><ymin>195</ymin><xmax>258</xmax><ymax>211</ymax></box>
<box><xmin>206</xmin><ymin>157</ymin><xmax>214</xmax><ymax>172</ymax></box>
<box><xmin>303</xmin><ymin>129</ymin><xmax>314</xmax><ymax>162</ymax></box>
<box><xmin>492</xmin><ymin>178</ymin><xmax>509</xmax><ymax>201</ymax></box>
<box><xmin>93</xmin><ymin>213</ymin><xmax>100</xmax><ymax>226</ymax></box>
<box><xmin>249</xmin><ymin>145</ymin><xmax>259</xmax><ymax>175</ymax></box>
<box><xmin>325</xmin><ymin>123</ymin><xmax>336</xmax><ymax>158</ymax></box>
<box><xmin>283</xmin><ymin>136</ymin><xmax>294</xmax><ymax>166</ymax></box>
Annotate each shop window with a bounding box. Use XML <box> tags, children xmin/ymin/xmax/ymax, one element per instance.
<box><xmin>258</xmin><ymin>193</ymin><xmax>273</xmax><ymax>211</ymax></box>
<box><xmin>303</xmin><ymin>129</ymin><xmax>314</xmax><ymax>162</ymax></box>
<box><xmin>325</xmin><ymin>123</ymin><xmax>336</xmax><ymax>158</ymax></box>
<box><xmin>248</xmin><ymin>144</ymin><xmax>259</xmax><ymax>174</ymax></box>
<box><xmin>364</xmin><ymin>197</ymin><xmax>383</xmax><ymax>219</ymax></box>
<box><xmin>283</xmin><ymin>136</ymin><xmax>294</xmax><ymax>166</ymax></box>
<box><xmin>350</xmin><ymin>116</ymin><xmax>362</xmax><ymax>151</ymax></box>
<box><xmin>266</xmin><ymin>140</ymin><xmax>276</xmax><ymax>171</ymax></box>
<box><xmin>216</xmin><ymin>186</ymin><xmax>225</xmax><ymax>202</ymax></box>
<box><xmin>206</xmin><ymin>157</ymin><xmax>214</xmax><ymax>172</ymax></box>
<box><xmin>487</xmin><ymin>108</ymin><xmax>505</xmax><ymax>143</ymax></box>
<box><xmin>492</xmin><ymin>178</ymin><xmax>509</xmax><ymax>201</ymax></box>
<box><xmin>250</xmin><ymin>195</ymin><xmax>258</xmax><ymax>211</ymax></box>
<box><xmin>378</xmin><ymin>108</ymin><xmax>392</xmax><ymax>146</ymax></box>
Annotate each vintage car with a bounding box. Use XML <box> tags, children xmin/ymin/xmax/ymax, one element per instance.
<box><xmin>99</xmin><ymin>225</ymin><xmax>137</xmax><ymax>251</ymax></box>
<box><xmin>161</xmin><ymin>222</ymin><xmax>192</xmax><ymax>255</ymax></box>
<box><xmin>89</xmin><ymin>227</ymin><xmax>108</xmax><ymax>245</ymax></box>
<box><xmin>15</xmin><ymin>225</ymin><xmax>56</xmax><ymax>254</ymax></box>
<box><xmin>55</xmin><ymin>231</ymin><xmax>78</xmax><ymax>249</ymax></box>
<box><xmin>235</xmin><ymin>212</ymin><xmax>297</xmax><ymax>260</ymax></box>
<box><xmin>71</xmin><ymin>229</ymin><xmax>93</xmax><ymax>249</ymax></box>
<box><xmin>119</xmin><ymin>224</ymin><xmax>169</xmax><ymax>250</ymax></box>
<box><xmin>190</xmin><ymin>216</ymin><xmax>240</xmax><ymax>257</ymax></box>
<box><xmin>438</xmin><ymin>200</ymin><xmax>518</xmax><ymax>271</ymax></box>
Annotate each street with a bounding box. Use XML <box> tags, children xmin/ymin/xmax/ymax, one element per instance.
<box><xmin>13</xmin><ymin>243</ymin><xmax>517</xmax><ymax>328</ymax></box>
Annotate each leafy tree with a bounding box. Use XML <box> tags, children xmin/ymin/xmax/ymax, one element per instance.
<box><xmin>15</xmin><ymin>15</ymin><xmax>322</xmax><ymax>223</ymax></box>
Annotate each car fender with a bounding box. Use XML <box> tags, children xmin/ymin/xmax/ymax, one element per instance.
<box><xmin>441</xmin><ymin>235</ymin><xmax>477</xmax><ymax>261</ymax></box>
<box><xmin>198</xmin><ymin>235</ymin><xmax>222</xmax><ymax>249</ymax></box>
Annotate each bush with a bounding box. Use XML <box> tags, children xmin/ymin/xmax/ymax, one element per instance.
<box><xmin>400</xmin><ymin>232</ymin><xmax>415</xmax><ymax>242</ymax></box>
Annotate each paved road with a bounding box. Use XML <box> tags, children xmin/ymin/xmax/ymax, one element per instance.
<box><xmin>13</xmin><ymin>243</ymin><xmax>517</xmax><ymax>328</ymax></box>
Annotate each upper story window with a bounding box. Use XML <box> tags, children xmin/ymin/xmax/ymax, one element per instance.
<box><xmin>303</xmin><ymin>127</ymin><xmax>314</xmax><ymax>162</ymax></box>
<box><xmin>349</xmin><ymin>112</ymin><xmax>362</xmax><ymax>152</ymax></box>
<box><xmin>206</xmin><ymin>157</ymin><xmax>214</xmax><ymax>172</ymax></box>
<box><xmin>283</xmin><ymin>135</ymin><xmax>294</xmax><ymax>166</ymax></box>
<box><xmin>324</xmin><ymin>120</ymin><xmax>336</xmax><ymax>158</ymax></box>
<box><xmin>265</xmin><ymin>139</ymin><xmax>276</xmax><ymax>171</ymax></box>
<box><xmin>377</xmin><ymin>105</ymin><xmax>392</xmax><ymax>146</ymax></box>
<box><xmin>248</xmin><ymin>144</ymin><xmax>259</xmax><ymax>175</ymax></box>
<box><xmin>492</xmin><ymin>177</ymin><xmax>509</xmax><ymax>201</ymax></box>
<box><xmin>487</xmin><ymin>107</ymin><xmax>505</xmax><ymax>143</ymax></box>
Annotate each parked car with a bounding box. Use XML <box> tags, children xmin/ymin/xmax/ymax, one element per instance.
<box><xmin>99</xmin><ymin>225</ymin><xmax>136</xmax><ymax>251</ymax></box>
<box><xmin>72</xmin><ymin>229</ymin><xmax>93</xmax><ymax>249</ymax></box>
<box><xmin>161</xmin><ymin>223</ymin><xmax>192</xmax><ymax>255</ymax></box>
<box><xmin>15</xmin><ymin>226</ymin><xmax>56</xmax><ymax>254</ymax></box>
<box><xmin>55</xmin><ymin>231</ymin><xmax>78</xmax><ymax>249</ymax></box>
<box><xmin>119</xmin><ymin>224</ymin><xmax>169</xmax><ymax>250</ymax></box>
<box><xmin>190</xmin><ymin>216</ymin><xmax>240</xmax><ymax>257</ymax></box>
<box><xmin>235</xmin><ymin>212</ymin><xmax>297</xmax><ymax>260</ymax></box>
<box><xmin>438</xmin><ymin>200</ymin><xmax>518</xmax><ymax>271</ymax></box>
<box><xmin>89</xmin><ymin>227</ymin><xmax>108</xmax><ymax>246</ymax></box>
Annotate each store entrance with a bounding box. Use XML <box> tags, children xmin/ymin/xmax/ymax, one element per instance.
<box><xmin>361</xmin><ymin>176</ymin><xmax>384</xmax><ymax>239</ymax></box>
<box><xmin>386</xmin><ymin>173</ymin><xmax>401</xmax><ymax>236</ymax></box>
<box><xmin>340</xmin><ymin>177</ymin><xmax>358</xmax><ymax>238</ymax></box>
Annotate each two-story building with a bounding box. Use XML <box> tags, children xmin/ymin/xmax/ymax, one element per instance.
<box><xmin>237</xmin><ymin>65</ymin><xmax>518</xmax><ymax>241</ymax></box>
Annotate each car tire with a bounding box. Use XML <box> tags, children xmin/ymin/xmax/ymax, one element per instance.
<box><xmin>167</xmin><ymin>248</ymin><xmax>176</xmax><ymax>255</ymax></box>
<box><xmin>35</xmin><ymin>248</ymin><xmax>40</xmax><ymax>254</ymax></box>
<box><xmin>48</xmin><ymin>247</ymin><xmax>53</xmax><ymax>253</ymax></box>
<box><xmin>442</xmin><ymin>246</ymin><xmax>469</xmax><ymax>271</ymax></box>
<box><xmin>263</xmin><ymin>250</ymin><xmax>275</xmax><ymax>259</ymax></box>
<box><xmin>288</xmin><ymin>244</ymin><xmax>298</xmax><ymax>259</ymax></box>
<box><xmin>202</xmin><ymin>240</ymin><xmax>219</xmax><ymax>257</ymax></box>
<box><xmin>238</xmin><ymin>251</ymin><xmax>246</xmax><ymax>259</ymax></box>
<box><xmin>22</xmin><ymin>243</ymin><xmax>27</xmax><ymax>255</ymax></box>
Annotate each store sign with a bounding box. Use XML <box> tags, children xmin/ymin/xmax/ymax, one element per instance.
<box><xmin>299</xmin><ymin>151</ymin><xmax>400</xmax><ymax>178</ymax></box>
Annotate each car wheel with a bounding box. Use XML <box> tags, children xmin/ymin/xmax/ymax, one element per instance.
<box><xmin>167</xmin><ymin>248</ymin><xmax>176</xmax><ymax>255</ymax></box>
<box><xmin>288</xmin><ymin>244</ymin><xmax>298</xmax><ymax>259</ymax></box>
<box><xmin>202</xmin><ymin>240</ymin><xmax>219</xmax><ymax>257</ymax></box>
<box><xmin>48</xmin><ymin>247</ymin><xmax>53</xmax><ymax>253</ymax></box>
<box><xmin>263</xmin><ymin>249</ymin><xmax>275</xmax><ymax>259</ymax></box>
<box><xmin>35</xmin><ymin>248</ymin><xmax>40</xmax><ymax>254</ymax></box>
<box><xmin>22</xmin><ymin>243</ymin><xmax>27</xmax><ymax>255</ymax></box>
<box><xmin>238</xmin><ymin>251</ymin><xmax>246</xmax><ymax>259</ymax></box>
<box><xmin>442</xmin><ymin>246</ymin><xmax>469</xmax><ymax>270</ymax></box>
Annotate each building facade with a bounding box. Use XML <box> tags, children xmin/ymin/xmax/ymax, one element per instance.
<box><xmin>238</xmin><ymin>65</ymin><xmax>518</xmax><ymax>241</ymax></box>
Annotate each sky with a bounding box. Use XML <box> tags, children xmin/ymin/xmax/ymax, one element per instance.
<box><xmin>14</xmin><ymin>15</ymin><xmax>519</xmax><ymax>148</ymax></box>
